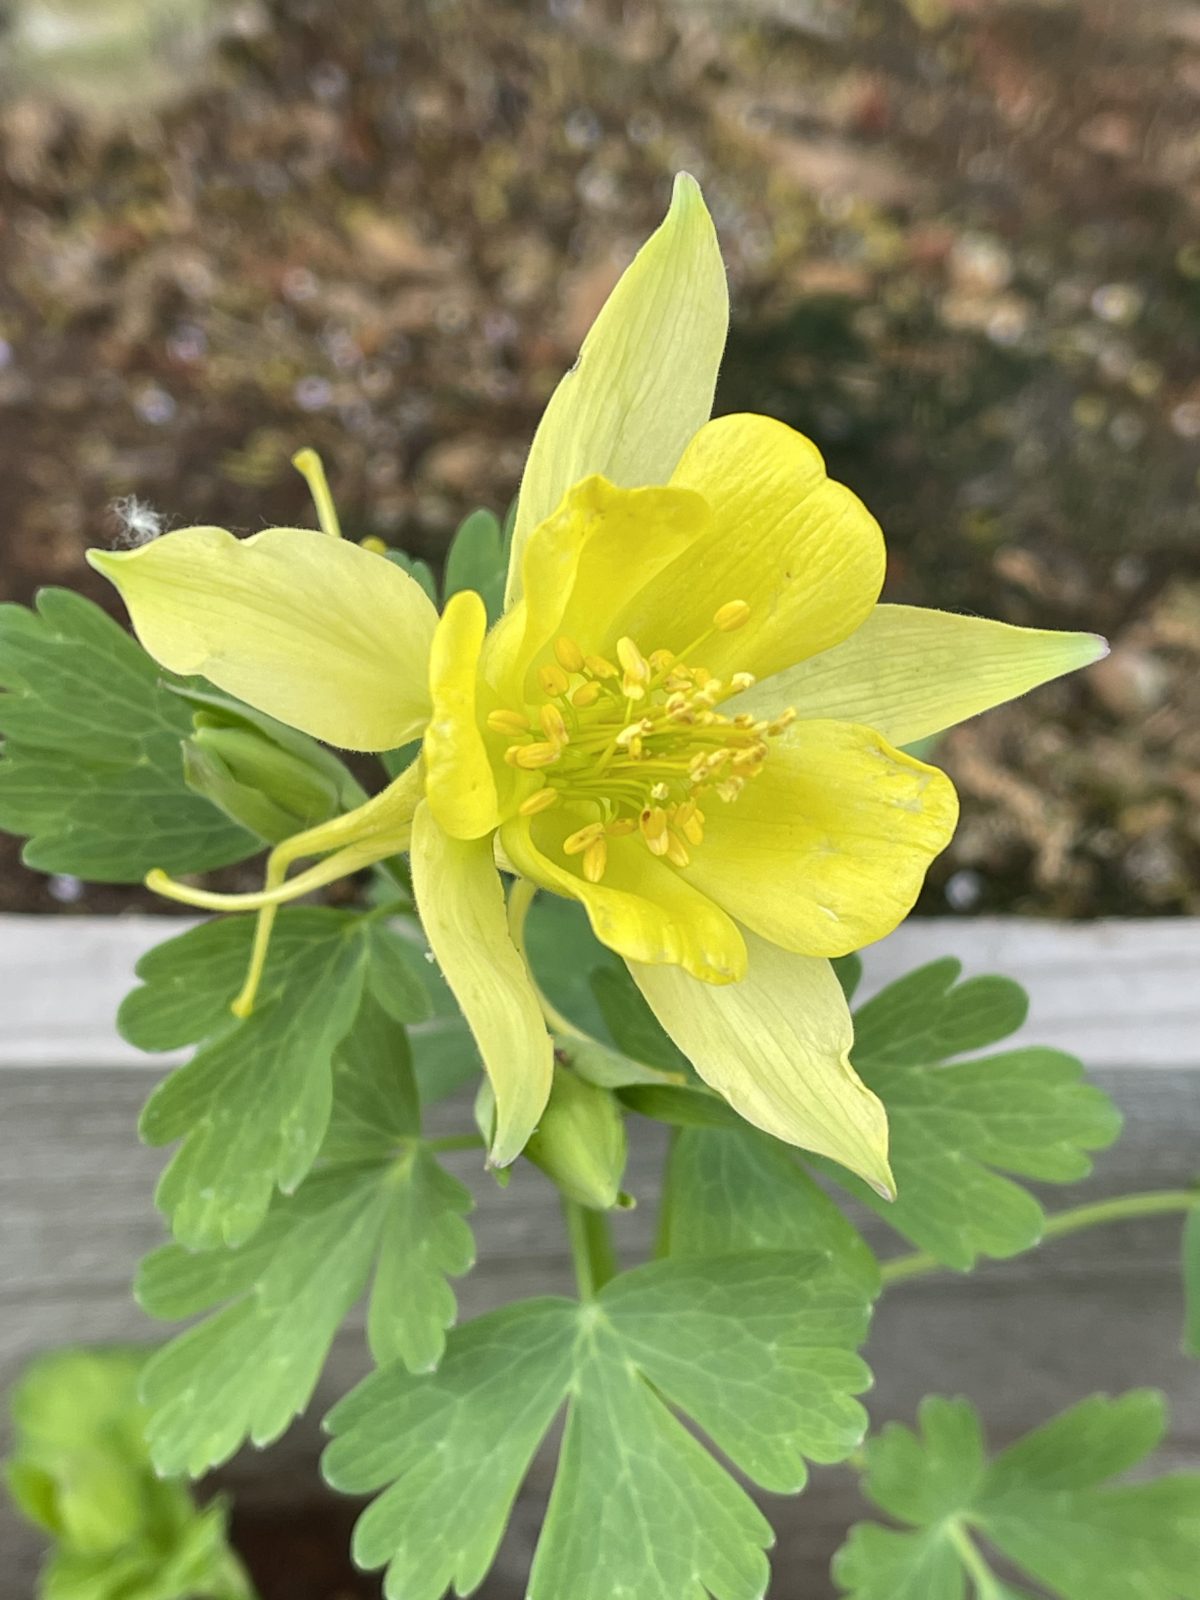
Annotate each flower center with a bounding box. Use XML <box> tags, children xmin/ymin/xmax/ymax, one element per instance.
<box><xmin>487</xmin><ymin>602</ymin><xmax>796</xmax><ymax>884</ymax></box>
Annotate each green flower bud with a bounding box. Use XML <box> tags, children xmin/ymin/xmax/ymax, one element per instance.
<box><xmin>176</xmin><ymin>688</ymin><xmax>366</xmax><ymax>844</ymax></box>
<box><xmin>525</xmin><ymin>1065</ymin><xmax>629</xmax><ymax>1212</ymax></box>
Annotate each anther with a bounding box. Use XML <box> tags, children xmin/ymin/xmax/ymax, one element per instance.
<box><xmin>487</xmin><ymin>709</ymin><xmax>531</xmax><ymax>736</ymax></box>
<box><xmin>713</xmin><ymin>600</ymin><xmax>751</xmax><ymax>632</ymax></box>
<box><xmin>675</xmin><ymin>801</ymin><xmax>705</xmax><ymax>846</ymax></box>
<box><xmin>540</xmin><ymin>704</ymin><xmax>569</xmax><ymax>745</ymax></box>
<box><xmin>564</xmin><ymin>822</ymin><xmax>605</xmax><ymax>855</ymax></box>
<box><xmin>584</xmin><ymin>654</ymin><xmax>618</xmax><ymax>681</ymax></box>
<box><xmin>554</xmin><ymin>636</ymin><xmax>585</xmax><ymax>673</ymax></box>
<box><xmin>512</xmin><ymin>741</ymin><xmax>562</xmax><ymax>770</ymax></box>
<box><xmin>649</xmin><ymin>648</ymin><xmax>675</xmax><ymax>672</ymax></box>
<box><xmin>730</xmin><ymin>671</ymin><xmax>756</xmax><ymax>693</ymax></box>
<box><xmin>617</xmin><ymin>636</ymin><xmax>651</xmax><ymax>698</ymax></box>
<box><xmin>665</xmin><ymin>831</ymin><xmax>691</xmax><ymax>867</ymax></box>
<box><xmin>768</xmin><ymin>708</ymin><xmax>797</xmax><ymax>734</ymax></box>
<box><xmin>518</xmin><ymin>787</ymin><xmax>559</xmax><ymax>816</ymax></box>
<box><xmin>571</xmin><ymin>681</ymin><xmax>601</xmax><ymax>709</ymax></box>
<box><xmin>538</xmin><ymin>662</ymin><xmax>571</xmax><ymax>698</ymax></box>
<box><xmin>582</xmin><ymin>835</ymin><xmax>608</xmax><ymax>883</ymax></box>
<box><xmin>640</xmin><ymin>806</ymin><xmax>670</xmax><ymax>856</ymax></box>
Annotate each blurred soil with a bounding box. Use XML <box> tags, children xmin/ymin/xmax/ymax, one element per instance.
<box><xmin>0</xmin><ymin>0</ymin><xmax>1197</xmax><ymax>917</ymax></box>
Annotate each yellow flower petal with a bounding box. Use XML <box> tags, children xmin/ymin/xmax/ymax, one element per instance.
<box><xmin>500</xmin><ymin>812</ymin><xmax>746</xmax><ymax>985</ymax></box>
<box><xmin>506</xmin><ymin>172</ymin><xmax>727</xmax><ymax>605</ymax></box>
<box><xmin>423</xmin><ymin>589</ymin><xmax>501</xmax><ymax>839</ymax></box>
<box><xmin>609</xmin><ymin>413</ymin><xmax>885</xmax><ymax>682</ymax></box>
<box><xmin>410</xmin><ymin>803</ymin><xmax>553</xmax><ymax>1167</ymax></box>
<box><xmin>685</xmin><ymin>721</ymin><xmax>957</xmax><ymax>958</ymax></box>
<box><xmin>744</xmin><ymin>603</ymin><xmax>1109</xmax><ymax>747</ymax></box>
<box><xmin>630</xmin><ymin>932</ymin><xmax>894</xmax><ymax>1196</ymax></box>
<box><xmin>485</xmin><ymin>475</ymin><xmax>710</xmax><ymax>699</ymax></box>
<box><xmin>87</xmin><ymin>527</ymin><xmax>437</xmax><ymax>752</ymax></box>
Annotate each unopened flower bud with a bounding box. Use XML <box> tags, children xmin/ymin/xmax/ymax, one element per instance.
<box><xmin>180</xmin><ymin>695</ymin><xmax>364</xmax><ymax>843</ymax></box>
<box><xmin>525</xmin><ymin>1066</ymin><xmax>628</xmax><ymax>1211</ymax></box>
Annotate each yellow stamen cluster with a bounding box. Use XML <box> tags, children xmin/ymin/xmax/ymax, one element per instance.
<box><xmin>491</xmin><ymin>602</ymin><xmax>797</xmax><ymax>882</ymax></box>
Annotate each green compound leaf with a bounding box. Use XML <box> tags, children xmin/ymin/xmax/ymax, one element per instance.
<box><xmin>834</xmin><ymin>1392</ymin><xmax>1200</xmax><ymax>1600</ymax></box>
<box><xmin>443</xmin><ymin>508</ymin><xmax>505</xmax><ymax>623</ymax></box>
<box><xmin>0</xmin><ymin>589</ymin><xmax>256</xmax><ymax>880</ymax></box>
<box><xmin>136</xmin><ymin>995</ymin><xmax>473</xmax><ymax>1478</ymax></box>
<box><xmin>124</xmin><ymin>909</ymin><xmax>431</xmax><ymax>1250</ymax></box>
<box><xmin>833</xmin><ymin>959</ymin><xmax>1122</xmax><ymax>1269</ymax></box>
<box><xmin>663</xmin><ymin>1125</ymin><xmax>880</xmax><ymax>1297</ymax></box>
<box><xmin>324</xmin><ymin>1252</ymin><xmax>873</xmax><ymax>1600</ymax></box>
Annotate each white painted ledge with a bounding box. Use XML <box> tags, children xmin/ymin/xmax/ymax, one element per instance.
<box><xmin>2</xmin><ymin>913</ymin><xmax>1198</xmax><ymax>1071</ymax></box>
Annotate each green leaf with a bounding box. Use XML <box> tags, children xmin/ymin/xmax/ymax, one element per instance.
<box><xmin>590</xmin><ymin>962</ymin><xmax>691</xmax><ymax>1073</ymax></box>
<box><xmin>832</xmin><ymin>952</ymin><xmax>863</xmax><ymax>1002</ymax></box>
<box><xmin>831</xmin><ymin>959</ymin><xmax>1122</xmax><ymax>1268</ymax></box>
<box><xmin>324</xmin><ymin>1252</ymin><xmax>873</xmax><ymax>1600</ymax></box>
<box><xmin>4</xmin><ymin>1347</ymin><xmax>253</xmax><ymax>1600</ymax></box>
<box><xmin>0</xmin><ymin>589</ymin><xmax>256</xmax><ymax>880</ymax></box>
<box><xmin>136</xmin><ymin>995</ymin><xmax>474</xmax><ymax>1477</ymax></box>
<box><xmin>384</xmin><ymin>919</ymin><xmax>483</xmax><ymax>1104</ymax></box>
<box><xmin>385</xmin><ymin>549</ymin><xmax>438</xmax><ymax>603</ymax></box>
<box><xmin>126</xmin><ymin>909</ymin><xmax>429</xmax><ymax>1248</ymax></box>
<box><xmin>834</xmin><ymin>1392</ymin><xmax>1200</xmax><ymax>1600</ymax></box>
<box><xmin>1184</xmin><ymin>1208</ymin><xmax>1200</xmax><ymax>1358</ymax></box>
<box><xmin>618</xmin><ymin>1082</ymin><xmax>746</xmax><ymax>1131</ymax></box>
<box><xmin>663</xmin><ymin>1126</ymin><xmax>880</xmax><ymax>1295</ymax></box>
<box><xmin>443</xmin><ymin>508</ymin><xmax>505</xmax><ymax>623</ymax></box>
<box><xmin>524</xmin><ymin>894</ymin><xmax>615</xmax><ymax>1039</ymax></box>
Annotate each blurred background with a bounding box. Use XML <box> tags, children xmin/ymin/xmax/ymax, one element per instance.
<box><xmin>0</xmin><ymin>0</ymin><xmax>1197</xmax><ymax>923</ymax></box>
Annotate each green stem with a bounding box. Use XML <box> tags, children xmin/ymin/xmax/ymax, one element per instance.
<box><xmin>564</xmin><ymin>1201</ymin><xmax>618</xmax><ymax>1299</ymax></box>
<box><xmin>880</xmin><ymin>1188</ymin><xmax>1200</xmax><ymax>1287</ymax></box>
<box><xmin>948</xmin><ymin>1523</ymin><xmax>1003</xmax><ymax>1599</ymax></box>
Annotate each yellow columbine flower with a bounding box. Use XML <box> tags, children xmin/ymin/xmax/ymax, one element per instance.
<box><xmin>87</xmin><ymin>175</ymin><xmax>1105</xmax><ymax>1194</ymax></box>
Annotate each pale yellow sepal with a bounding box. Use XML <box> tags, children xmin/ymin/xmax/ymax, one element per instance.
<box><xmin>410</xmin><ymin>803</ymin><xmax>554</xmax><ymax>1167</ymax></box>
<box><xmin>87</xmin><ymin>527</ymin><xmax>437</xmax><ymax>752</ymax></box>
<box><xmin>630</xmin><ymin>931</ymin><xmax>894</xmax><ymax>1198</ymax></box>
<box><xmin>744</xmin><ymin>603</ymin><xmax>1109</xmax><ymax>748</ymax></box>
<box><xmin>687</xmin><ymin>721</ymin><xmax>959</xmax><ymax>958</ymax></box>
<box><xmin>424</xmin><ymin>589</ymin><xmax>501</xmax><ymax>839</ymax></box>
<box><xmin>505</xmin><ymin>171</ymin><xmax>727</xmax><ymax>605</ymax></box>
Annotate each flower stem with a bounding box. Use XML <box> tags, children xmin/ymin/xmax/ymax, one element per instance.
<box><xmin>948</xmin><ymin>1523</ymin><xmax>1004</xmax><ymax>1598</ymax></box>
<box><xmin>564</xmin><ymin>1201</ymin><xmax>618</xmax><ymax>1299</ymax></box>
<box><xmin>880</xmin><ymin>1188</ymin><xmax>1200</xmax><ymax>1287</ymax></box>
